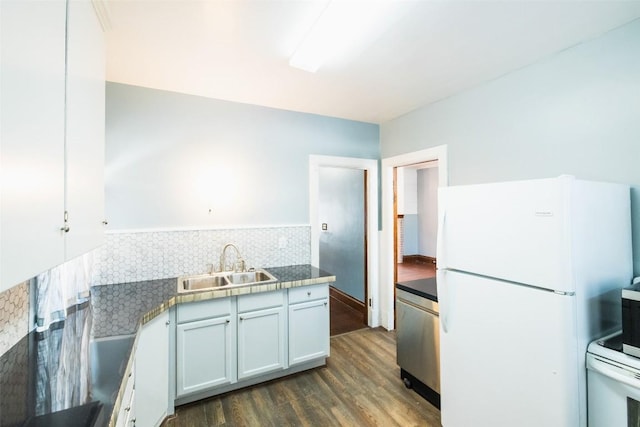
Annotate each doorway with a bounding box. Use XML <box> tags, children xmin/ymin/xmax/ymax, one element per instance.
<box><xmin>309</xmin><ymin>155</ymin><xmax>379</xmax><ymax>328</ymax></box>
<box><xmin>380</xmin><ymin>146</ymin><xmax>448</xmax><ymax>330</ymax></box>
<box><xmin>318</xmin><ymin>167</ymin><xmax>367</xmax><ymax>335</ymax></box>
<box><xmin>395</xmin><ymin>162</ymin><xmax>438</xmax><ymax>283</ymax></box>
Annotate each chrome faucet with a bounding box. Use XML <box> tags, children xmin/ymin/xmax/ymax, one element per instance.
<box><xmin>219</xmin><ymin>243</ymin><xmax>246</xmax><ymax>273</ymax></box>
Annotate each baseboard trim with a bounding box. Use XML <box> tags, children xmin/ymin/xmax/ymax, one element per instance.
<box><xmin>403</xmin><ymin>255</ymin><xmax>436</xmax><ymax>265</ymax></box>
<box><xmin>329</xmin><ymin>286</ymin><xmax>365</xmax><ymax>314</ymax></box>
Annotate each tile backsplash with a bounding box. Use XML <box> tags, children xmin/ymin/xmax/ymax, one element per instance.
<box><xmin>0</xmin><ymin>225</ymin><xmax>311</xmax><ymax>355</ymax></box>
<box><xmin>0</xmin><ymin>281</ymin><xmax>30</xmax><ymax>355</ymax></box>
<box><xmin>95</xmin><ymin>225</ymin><xmax>311</xmax><ymax>285</ymax></box>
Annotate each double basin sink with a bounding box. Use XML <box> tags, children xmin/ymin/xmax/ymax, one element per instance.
<box><xmin>178</xmin><ymin>269</ymin><xmax>278</xmax><ymax>293</ymax></box>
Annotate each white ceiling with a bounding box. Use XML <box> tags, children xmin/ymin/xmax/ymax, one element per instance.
<box><xmin>105</xmin><ymin>1</ymin><xmax>640</xmax><ymax>124</ymax></box>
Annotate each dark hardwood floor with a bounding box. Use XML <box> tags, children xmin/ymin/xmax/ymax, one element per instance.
<box><xmin>397</xmin><ymin>261</ymin><xmax>436</xmax><ymax>282</ymax></box>
<box><xmin>163</xmin><ymin>328</ymin><xmax>441</xmax><ymax>427</ymax></box>
<box><xmin>330</xmin><ymin>294</ymin><xmax>366</xmax><ymax>336</ymax></box>
<box><xmin>329</xmin><ymin>261</ymin><xmax>436</xmax><ymax>337</ymax></box>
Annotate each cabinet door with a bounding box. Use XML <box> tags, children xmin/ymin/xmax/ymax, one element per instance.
<box><xmin>176</xmin><ymin>316</ymin><xmax>233</xmax><ymax>397</ymax></box>
<box><xmin>115</xmin><ymin>367</ymin><xmax>135</xmax><ymax>427</ymax></box>
<box><xmin>136</xmin><ymin>311</ymin><xmax>169</xmax><ymax>427</ymax></box>
<box><xmin>289</xmin><ymin>299</ymin><xmax>330</xmax><ymax>366</ymax></box>
<box><xmin>0</xmin><ymin>0</ymin><xmax>66</xmax><ymax>291</ymax></box>
<box><xmin>237</xmin><ymin>306</ymin><xmax>286</xmax><ymax>380</ymax></box>
<box><xmin>65</xmin><ymin>0</ymin><xmax>105</xmax><ymax>260</ymax></box>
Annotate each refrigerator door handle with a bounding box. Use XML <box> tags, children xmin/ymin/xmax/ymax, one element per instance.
<box><xmin>436</xmin><ymin>203</ymin><xmax>447</xmax><ymax>269</ymax></box>
<box><xmin>437</xmin><ymin>269</ymin><xmax>449</xmax><ymax>334</ymax></box>
<box><xmin>436</xmin><ymin>196</ymin><xmax>449</xmax><ymax>334</ymax></box>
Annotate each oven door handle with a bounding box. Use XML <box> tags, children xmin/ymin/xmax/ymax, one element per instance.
<box><xmin>589</xmin><ymin>356</ymin><xmax>640</xmax><ymax>390</ymax></box>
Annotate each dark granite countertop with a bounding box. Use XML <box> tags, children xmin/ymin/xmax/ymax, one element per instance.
<box><xmin>0</xmin><ymin>265</ymin><xmax>334</xmax><ymax>427</ymax></box>
<box><xmin>396</xmin><ymin>277</ymin><xmax>438</xmax><ymax>302</ymax></box>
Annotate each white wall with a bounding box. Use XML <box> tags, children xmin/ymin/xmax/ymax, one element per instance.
<box><xmin>381</xmin><ymin>19</ymin><xmax>640</xmax><ymax>276</ymax></box>
<box><xmin>402</xmin><ymin>168</ymin><xmax>418</xmax><ymax>215</ymax></box>
<box><xmin>106</xmin><ymin>83</ymin><xmax>379</xmax><ymax>230</ymax></box>
<box><xmin>417</xmin><ymin>167</ymin><xmax>439</xmax><ymax>257</ymax></box>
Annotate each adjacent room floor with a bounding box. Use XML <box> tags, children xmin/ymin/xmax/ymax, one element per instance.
<box><xmin>397</xmin><ymin>261</ymin><xmax>436</xmax><ymax>282</ymax></box>
<box><xmin>330</xmin><ymin>260</ymin><xmax>436</xmax><ymax>337</ymax></box>
<box><xmin>163</xmin><ymin>328</ymin><xmax>441</xmax><ymax>426</ymax></box>
<box><xmin>330</xmin><ymin>294</ymin><xmax>366</xmax><ymax>336</ymax></box>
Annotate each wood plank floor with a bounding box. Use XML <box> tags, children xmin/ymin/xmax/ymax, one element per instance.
<box><xmin>163</xmin><ymin>328</ymin><xmax>441</xmax><ymax>427</ymax></box>
<box><xmin>330</xmin><ymin>262</ymin><xmax>436</xmax><ymax>336</ymax></box>
<box><xmin>330</xmin><ymin>295</ymin><xmax>366</xmax><ymax>336</ymax></box>
<box><xmin>397</xmin><ymin>262</ymin><xmax>436</xmax><ymax>282</ymax></box>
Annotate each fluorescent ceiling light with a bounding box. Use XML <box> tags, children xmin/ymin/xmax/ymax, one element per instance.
<box><xmin>289</xmin><ymin>0</ymin><xmax>392</xmax><ymax>73</ymax></box>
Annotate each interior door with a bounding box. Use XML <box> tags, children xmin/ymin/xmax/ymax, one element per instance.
<box><xmin>318</xmin><ymin>167</ymin><xmax>366</xmax><ymax>302</ymax></box>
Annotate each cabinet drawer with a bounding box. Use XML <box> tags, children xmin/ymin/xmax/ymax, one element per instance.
<box><xmin>177</xmin><ymin>298</ymin><xmax>231</xmax><ymax>323</ymax></box>
<box><xmin>288</xmin><ymin>284</ymin><xmax>329</xmax><ymax>304</ymax></box>
<box><xmin>237</xmin><ymin>290</ymin><xmax>285</xmax><ymax>313</ymax></box>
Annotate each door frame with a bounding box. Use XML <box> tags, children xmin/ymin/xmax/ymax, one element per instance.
<box><xmin>309</xmin><ymin>155</ymin><xmax>379</xmax><ymax>327</ymax></box>
<box><xmin>380</xmin><ymin>145</ymin><xmax>448</xmax><ymax>330</ymax></box>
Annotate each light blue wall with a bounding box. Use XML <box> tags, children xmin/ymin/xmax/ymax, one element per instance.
<box><xmin>402</xmin><ymin>215</ymin><xmax>419</xmax><ymax>255</ymax></box>
<box><xmin>106</xmin><ymin>83</ymin><xmax>379</xmax><ymax>229</ymax></box>
<box><xmin>381</xmin><ymin>19</ymin><xmax>640</xmax><ymax>276</ymax></box>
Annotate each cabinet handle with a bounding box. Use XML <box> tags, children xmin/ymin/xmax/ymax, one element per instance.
<box><xmin>307</xmin><ymin>291</ymin><xmax>311</xmax><ymax>297</ymax></box>
<box><xmin>125</xmin><ymin>406</ymin><xmax>131</xmax><ymax>412</ymax></box>
<box><xmin>102</xmin><ymin>220</ymin><xmax>109</xmax><ymax>225</ymax></box>
<box><xmin>61</xmin><ymin>211</ymin><xmax>70</xmax><ymax>232</ymax></box>
<box><xmin>165</xmin><ymin>320</ymin><xmax>170</xmax><ymax>326</ymax></box>
<box><xmin>324</xmin><ymin>302</ymin><xmax>328</xmax><ymax>307</ymax></box>
<box><xmin>240</xmin><ymin>317</ymin><xmax>244</xmax><ymax>321</ymax></box>
<box><xmin>226</xmin><ymin>319</ymin><xmax>230</xmax><ymax>323</ymax></box>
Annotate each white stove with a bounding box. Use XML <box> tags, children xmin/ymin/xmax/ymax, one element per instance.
<box><xmin>587</xmin><ymin>332</ymin><xmax>640</xmax><ymax>427</ymax></box>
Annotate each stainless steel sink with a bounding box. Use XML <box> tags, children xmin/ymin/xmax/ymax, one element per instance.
<box><xmin>178</xmin><ymin>269</ymin><xmax>277</xmax><ymax>293</ymax></box>
<box><xmin>227</xmin><ymin>270</ymin><xmax>277</xmax><ymax>285</ymax></box>
<box><xmin>181</xmin><ymin>274</ymin><xmax>229</xmax><ymax>291</ymax></box>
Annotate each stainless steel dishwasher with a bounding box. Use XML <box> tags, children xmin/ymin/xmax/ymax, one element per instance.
<box><xmin>396</xmin><ymin>278</ymin><xmax>440</xmax><ymax>408</ymax></box>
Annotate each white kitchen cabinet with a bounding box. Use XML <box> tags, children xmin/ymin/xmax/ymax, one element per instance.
<box><xmin>237</xmin><ymin>291</ymin><xmax>287</xmax><ymax>380</ymax></box>
<box><xmin>176</xmin><ymin>299</ymin><xmax>235</xmax><ymax>397</ymax></box>
<box><xmin>136</xmin><ymin>310</ymin><xmax>169</xmax><ymax>427</ymax></box>
<box><xmin>171</xmin><ymin>287</ymin><xmax>330</xmax><ymax>406</ymax></box>
<box><xmin>0</xmin><ymin>0</ymin><xmax>67</xmax><ymax>291</ymax></box>
<box><xmin>64</xmin><ymin>0</ymin><xmax>106</xmax><ymax>260</ymax></box>
<box><xmin>288</xmin><ymin>284</ymin><xmax>330</xmax><ymax>366</ymax></box>
<box><xmin>115</xmin><ymin>366</ymin><xmax>135</xmax><ymax>427</ymax></box>
<box><xmin>0</xmin><ymin>0</ymin><xmax>105</xmax><ymax>291</ymax></box>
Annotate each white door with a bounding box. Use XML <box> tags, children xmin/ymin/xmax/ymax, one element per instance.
<box><xmin>136</xmin><ymin>311</ymin><xmax>169</xmax><ymax>427</ymax></box>
<box><xmin>176</xmin><ymin>316</ymin><xmax>233</xmax><ymax>396</ymax></box>
<box><xmin>0</xmin><ymin>0</ymin><xmax>67</xmax><ymax>290</ymax></box>
<box><xmin>237</xmin><ymin>306</ymin><xmax>286</xmax><ymax>379</ymax></box>
<box><xmin>289</xmin><ymin>299</ymin><xmax>329</xmax><ymax>365</ymax></box>
<box><xmin>65</xmin><ymin>0</ymin><xmax>105</xmax><ymax>260</ymax></box>
<box><xmin>437</xmin><ymin>269</ymin><xmax>578</xmax><ymax>427</ymax></box>
<box><xmin>438</xmin><ymin>178</ymin><xmax>570</xmax><ymax>292</ymax></box>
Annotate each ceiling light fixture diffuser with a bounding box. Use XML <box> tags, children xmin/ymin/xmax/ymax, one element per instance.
<box><xmin>289</xmin><ymin>0</ymin><xmax>392</xmax><ymax>73</ymax></box>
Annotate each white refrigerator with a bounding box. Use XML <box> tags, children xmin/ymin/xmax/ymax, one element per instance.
<box><xmin>436</xmin><ymin>176</ymin><xmax>632</xmax><ymax>427</ymax></box>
